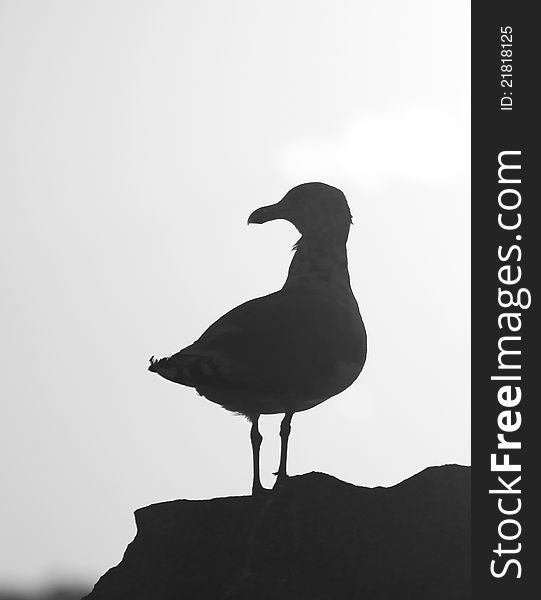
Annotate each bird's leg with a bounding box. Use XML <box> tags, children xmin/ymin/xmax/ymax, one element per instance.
<box><xmin>274</xmin><ymin>412</ymin><xmax>294</xmax><ymax>487</ymax></box>
<box><xmin>250</xmin><ymin>415</ymin><xmax>264</xmax><ymax>495</ymax></box>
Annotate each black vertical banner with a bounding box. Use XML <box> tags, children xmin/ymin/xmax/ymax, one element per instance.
<box><xmin>472</xmin><ymin>2</ymin><xmax>539</xmax><ymax>599</ymax></box>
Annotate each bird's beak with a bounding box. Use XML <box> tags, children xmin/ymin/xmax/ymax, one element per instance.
<box><xmin>247</xmin><ymin>202</ymin><xmax>286</xmax><ymax>225</ymax></box>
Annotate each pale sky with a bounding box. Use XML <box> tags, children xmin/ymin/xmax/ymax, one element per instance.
<box><xmin>0</xmin><ymin>0</ymin><xmax>470</xmax><ymax>590</ymax></box>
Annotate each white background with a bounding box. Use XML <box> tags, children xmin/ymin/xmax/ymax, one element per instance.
<box><xmin>0</xmin><ymin>0</ymin><xmax>470</xmax><ymax>590</ymax></box>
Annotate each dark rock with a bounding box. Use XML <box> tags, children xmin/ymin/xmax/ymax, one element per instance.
<box><xmin>85</xmin><ymin>465</ymin><xmax>470</xmax><ymax>599</ymax></box>
<box><xmin>0</xmin><ymin>585</ymin><xmax>91</xmax><ymax>600</ymax></box>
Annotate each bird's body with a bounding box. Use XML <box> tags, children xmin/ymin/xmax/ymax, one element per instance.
<box><xmin>149</xmin><ymin>182</ymin><xmax>367</xmax><ymax>492</ymax></box>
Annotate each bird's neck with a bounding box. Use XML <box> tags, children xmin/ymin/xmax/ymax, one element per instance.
<box><xmin>283</xmin><ymin>233</ymin><xmax>352</xmax><ymax>295</ymax></box>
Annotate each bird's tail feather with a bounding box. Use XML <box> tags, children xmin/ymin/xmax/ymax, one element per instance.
<box><xmin>148</xmin><ymin>355</ymin><xmax>187</xmax><ymax>384</ymax></box>
<box><xmin>148</xmin><ymin>353</ymin><xmax>208</xmax><ymax>387</ymax></box>
<box><xmin>148</xmin><ymin>355</ymin><xmax>165</xmax><ymax>373</ymax></box>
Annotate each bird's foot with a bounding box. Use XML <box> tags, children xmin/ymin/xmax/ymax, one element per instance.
<box><xmin>272</xmin><ymin>471</ymin><xmax>289</xmax><ymax>490</ymax></box>
<box><xmin>251</xmin><ymin>481</ymin><xmax>267</xmax><ymax>496</ymax></box>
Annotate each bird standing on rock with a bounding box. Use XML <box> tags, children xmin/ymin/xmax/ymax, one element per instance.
<box><xmin>149</xmin><ymin>182</ymin><xmax>367</xmax><ymax>494</ymax></box>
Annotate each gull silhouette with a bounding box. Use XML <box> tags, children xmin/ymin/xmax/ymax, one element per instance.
<box><xmin>149</xmin><ymin>182</ymin><xmax>367</xmax><ymax>494</ymax></box>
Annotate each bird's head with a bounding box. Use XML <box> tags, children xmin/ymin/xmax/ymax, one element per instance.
<box><xmin>248</xmin><ymin>182</ymin><xmax>353</xmax><ymax>240</ymax></box>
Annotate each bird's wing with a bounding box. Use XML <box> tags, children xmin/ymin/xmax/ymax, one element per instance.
<box><xmin>151</xmin><ymin>290</ymin><xmax>365</xmax><ymax>395</ymax></box>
